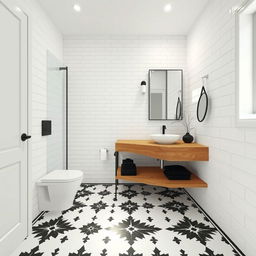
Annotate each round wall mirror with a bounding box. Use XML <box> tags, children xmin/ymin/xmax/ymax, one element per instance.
<box><xmin>197</xmin><ymin>86</ymin><xmax>208</xmax><ymax>122</ymax></box>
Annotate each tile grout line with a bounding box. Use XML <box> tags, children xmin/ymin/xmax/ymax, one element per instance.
<box><xmin>183</xmin><ymin>189</ymin><xmax>246</xmax><ymax>256</ymax></box>
<box><xmin>32</xmin><ymin>211</ymin><xmax>46</xmax><ymax>225</ymax></box>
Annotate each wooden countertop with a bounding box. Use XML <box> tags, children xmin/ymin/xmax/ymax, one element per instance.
<box><xmin>115</xmin><ymin>140</ymin><xmax>209</xmax><ymax>161</ymax></box>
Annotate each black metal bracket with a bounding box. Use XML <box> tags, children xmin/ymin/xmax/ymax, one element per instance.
<box><xmin>114</xmin><ymin>151</ymin><xmax>119</xmax><ymax>201</ymax></box>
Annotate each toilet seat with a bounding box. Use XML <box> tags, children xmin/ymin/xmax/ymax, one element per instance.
<box><xmin>40</xmin><ymin>170</ymin><xmax>83</xmax><ymax>183</ymax></box>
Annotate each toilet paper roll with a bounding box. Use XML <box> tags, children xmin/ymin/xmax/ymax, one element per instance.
<box><xmin>100</xmin><ymin>148</ymin><xmax>108</xmax><ymax>161</ymax></box>
<box><xmin>141</xmin><ymin>84</ymin><xmax>146</xmax><ymax>94</ymax></box>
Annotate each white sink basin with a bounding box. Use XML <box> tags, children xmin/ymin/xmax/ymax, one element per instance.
<box><xmin>151</xmin><ymin>134</ymin><xmax>180</xmax><ymax>144</ymax></box>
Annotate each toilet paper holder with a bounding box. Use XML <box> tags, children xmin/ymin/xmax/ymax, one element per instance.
<box><xmin>100</xmin><ymin>148</ymin><xmax>109</xmax><ymax>160</ymax></box>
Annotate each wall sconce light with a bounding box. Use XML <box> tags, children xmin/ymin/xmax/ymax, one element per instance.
<box><xmin>141</xmin><ymin>81</ymin><xmax>146</xmax><ymax>94</ymax></box>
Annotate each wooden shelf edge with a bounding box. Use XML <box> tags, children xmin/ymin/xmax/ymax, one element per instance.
<box><xmin>116</xmin><ymin>167</ymin><xmax>207</xmax><ymax>189</ymax></box>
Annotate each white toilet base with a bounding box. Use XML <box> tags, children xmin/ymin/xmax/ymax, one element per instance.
<box><xmin>37</xmin><ymin>170</ymin><xmax>83</xmax><ymax>212</ymax></box>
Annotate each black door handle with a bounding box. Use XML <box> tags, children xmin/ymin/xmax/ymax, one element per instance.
<box><xmin>21</xmin><ymin>133</ymin><xmax>32</xmax><ymax>141</ymax></box>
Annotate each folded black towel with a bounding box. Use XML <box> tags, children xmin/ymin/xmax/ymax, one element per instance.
<box><xmin>122</xmin><ymin>162</ymin><xmax>135</xmax><ymax>168</ymax></box>
<box><xmin>164</xmin><ymin>165</ymin><xmax>190</xmax><ymax>175</ymax></box>
<box><xmin>165</xmin><ymin>174</ymin><xmax>191</xmax><ymax>180</ymax></box>
<box><xmin>164</xmin><ymin>170</ymin><xmax>190</xmax><ymax>177</ymax></box>
<box><xmin>121</xmin><ymin>169</ymin><xmax>137</xmax><ymax>176</ymax></box>
<box><xmin>163</xmin><ymin>165</ymin><xmax>191</xmax><ymax>180</ymax></box>
<box><xmin>123</xmin><ymin>158</ymin><xmax>134</xmax><ymax>164</ymax></box>
<box><xmin>121</xmin><ymin>159</ymin><xmax>137</xmax><ymax>176</ymax></box>
<box><xmin>122</xmin><ymin>164</ymin><xmax>137</xmax><ymax>171</ymax></box>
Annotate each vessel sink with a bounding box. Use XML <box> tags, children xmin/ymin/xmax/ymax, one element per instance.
<box><xmin>151</xmin><ymin>134</ymin><xmax>180</xmax><ymax>144</ymax></box>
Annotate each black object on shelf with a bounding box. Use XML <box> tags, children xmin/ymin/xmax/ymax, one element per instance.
<box><xmin>42</xmin><ymin>120</ymin><xmax>52</xmax><ymax>136</ymax></box>
<box><xmin>163</xmin><ymin>165</ymin><xmax>191</xmax><ymax>180</ymax></box>
<box><xmin>182</xmin><ymin>132</ymin><xmax>194</xmax><ymax>143</ymax></box>
<box><xmin>121</xmin><ymin>158</ymin><xmax>137</xmax><ymax>176</ymax></box>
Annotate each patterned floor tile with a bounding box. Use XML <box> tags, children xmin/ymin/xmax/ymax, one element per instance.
<box><xmin>12</xmin><ymin>184</ymin><xmax>241</xmax><ymax>256</ymax></box>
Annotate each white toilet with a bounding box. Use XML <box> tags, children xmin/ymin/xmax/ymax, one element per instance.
<box><xmin>37</xmin><ymin>170</ymin><xmax>83</xmax><ymax>211</ymax></box>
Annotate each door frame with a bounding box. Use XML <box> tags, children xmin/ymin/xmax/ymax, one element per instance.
<box><xmin>11</xmin><ymin>0</ymin><xmax>32</xmax><ymax>235</ymax></box>
<box><xmin>24</xmin><ymin>3</ymin><xmax>32</xmax><ymax>236</ymax></box>
<box><xmin>27</xmin><ymin>7</ymin><xmax>32</xmax><ymax>236</ymax></box>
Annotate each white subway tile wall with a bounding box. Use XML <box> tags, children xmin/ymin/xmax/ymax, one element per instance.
<box><xmin>186</xmin><ymin>0</ymin><xmax>256</xmax><ymax>255</ymax></box>
<box><xmin>63</xmin><ymin>36</ymin><xmax>187</xmax><ymax>183</ymax></box>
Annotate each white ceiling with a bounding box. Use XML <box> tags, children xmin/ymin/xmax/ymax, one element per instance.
<box><xmin>37</xmin><ymin>0</ymin><xmax>209</xmax><ymax>36</ymax></box>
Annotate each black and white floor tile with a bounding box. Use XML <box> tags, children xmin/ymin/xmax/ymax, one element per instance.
<box><xmin>12</xmin><ymin>184</ymin><xmax>241</xmax><ymax>256</ymax></box>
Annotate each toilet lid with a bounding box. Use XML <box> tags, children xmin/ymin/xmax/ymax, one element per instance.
<box><xmin>40</xmin><ymin>170</ymin><xmax>83</xmax><ymax>183</ymax></box>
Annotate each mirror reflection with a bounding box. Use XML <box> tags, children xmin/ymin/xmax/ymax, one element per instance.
<box><xmin>149</xmin><ymin>69</ymin><xmax>183</xmax><ymax>120</ymax></box>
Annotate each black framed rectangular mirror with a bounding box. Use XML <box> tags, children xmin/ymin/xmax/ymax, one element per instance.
<box><xmin>148</xmin><ymin>69</ymin><xmax>183</xmax><ymax>120</ymax></box>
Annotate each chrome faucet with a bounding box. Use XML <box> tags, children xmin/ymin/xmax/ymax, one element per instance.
<box><xmin>162</xmin><ymin>125</ymin><xmax>167</xmax><ymax>134</ymax></box>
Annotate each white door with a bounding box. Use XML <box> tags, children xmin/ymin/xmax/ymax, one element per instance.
<box><xmin>0</xmin><ymin>0</ymin><xmax>29</xmax><ymax>255</ymax></box>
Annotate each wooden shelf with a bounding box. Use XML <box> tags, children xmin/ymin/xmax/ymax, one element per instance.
<box><xmin>116</xmin><ymin>140</ymin><xmax>209</xmax><ymax>161</ymax></box>
<box><xmin>114</xmin><ymin>140</ymin><xmax>209</xmax><ymax>190</ymax></box>
<box><xmin>116</xmin><ymin>167</ymin><xmax>207</xmax><ymax>188</ymax></box>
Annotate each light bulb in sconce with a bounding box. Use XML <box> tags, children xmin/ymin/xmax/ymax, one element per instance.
<box><xmin>141</xmin><ymin>81</ymin><xmax>146</xmax><ymax>94</ymax></box>
<box><xmin>73</xmin><ymin>3</ymin><xmax>81</xmax><ymax>12</ymax></box>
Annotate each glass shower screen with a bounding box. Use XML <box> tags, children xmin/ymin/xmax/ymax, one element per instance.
<box><xmin>47</xmin><ymin>51</ymin><xmax>65</xmax><ymax>171</ymax></box>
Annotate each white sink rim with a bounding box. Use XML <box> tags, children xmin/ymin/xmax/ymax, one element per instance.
<box><xmin>151</xmin><ymin>134</ymin><xmax>180</xmax><ymax>144</ymax></box>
